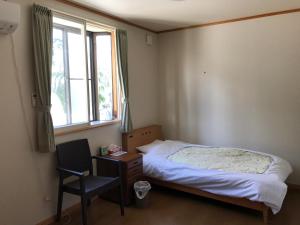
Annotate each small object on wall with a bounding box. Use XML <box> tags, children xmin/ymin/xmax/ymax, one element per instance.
<box><xmin>146</xmin><ymin>34</ymin><xmax>153</xmax><ymax>46</ymax></box>
<box><xmin>44</xmin><ymin>196</ymin><xmax>51</xmax><ymax>202</ymax></box>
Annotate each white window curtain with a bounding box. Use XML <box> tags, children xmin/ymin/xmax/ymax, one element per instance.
<box><xmin>32</xmin><ymin>4</ymin><xmax>55</xmax><ymax>152</ymax></box>
<box><xmin>116</xmin><ymin>29</ymin><xmax>133</xmax><ymax>133</ymax></box>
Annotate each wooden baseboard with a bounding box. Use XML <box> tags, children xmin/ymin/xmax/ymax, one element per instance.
<box><xmin>36</xmin><ymin>201</ymin><xmax>79</xmax><ymax>225</ymax></box>
<box><xmin>287</xmin><ymin>183</ymin><xmax>300</xmax><ymax>190</ymax></box>
<box><xmin>36</xmin><ymin>201</ymin><xmax>81</xmax><ymax>225</ymax></box>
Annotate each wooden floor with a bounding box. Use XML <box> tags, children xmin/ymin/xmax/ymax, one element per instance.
<box><xmin>51</xmin><ymin>187</ymin><xmax>299</xmax><ymax>225</ymax></box>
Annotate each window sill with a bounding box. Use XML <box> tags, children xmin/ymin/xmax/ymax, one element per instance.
<box><xmin>54</xmin><ymin>119</ymin><xmax>121</xmax><ymax>137</ymax></box>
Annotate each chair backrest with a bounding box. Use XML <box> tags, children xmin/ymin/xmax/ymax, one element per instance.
<box><xmin>56</xmin><ymin>139</ymin><xmax>92</xmax><ymax>177</ymax></box>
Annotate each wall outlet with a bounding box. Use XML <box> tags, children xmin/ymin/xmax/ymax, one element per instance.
<box><xmin>31</xmin><ymin>93</ymin><xmax>37</xmax><ymax>107</ymax></box>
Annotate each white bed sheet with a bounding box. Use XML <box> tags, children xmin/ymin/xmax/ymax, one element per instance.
<box><xmin>143</xmin><ymin>140</ymin><xmax>292</xmax><ymax>214</ymax></box>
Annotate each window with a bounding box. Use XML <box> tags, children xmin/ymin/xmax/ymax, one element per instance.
<box><xmin>51</xmin><ymin>15</ymin><xmax>118</xmax><ymax>129</ymax></box>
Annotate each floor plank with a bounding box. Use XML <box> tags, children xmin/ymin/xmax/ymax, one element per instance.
<box><xmin>51</xmin><ymin>187</ymin><xmax>299</xmax><ymax>225</ymax></box>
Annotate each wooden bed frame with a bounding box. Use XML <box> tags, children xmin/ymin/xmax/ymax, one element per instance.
<box><xmin>122</xmin><ymin>125</ymin><xmax>270</xmax><ymax>224</ymax></box>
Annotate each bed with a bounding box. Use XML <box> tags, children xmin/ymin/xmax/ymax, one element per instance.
<box><xmin>122</xmin><ymin>125</ymin><xmax>292</xmax><ymax>224</ymax></box>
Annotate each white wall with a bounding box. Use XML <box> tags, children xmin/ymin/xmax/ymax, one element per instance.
<box><xmin>158</xmin><ymin>13</ymin><xmax>300</xmax><ymax>184</ymax></box>
<box><xmin>0</xmin><ymin>0</ymin><xmax>159</xmax><ymax>224</ymax></box>
<box><xmin>1</xmin><ymin>1</ymin><xmax>300</xmax><ymax>224</ymax></box>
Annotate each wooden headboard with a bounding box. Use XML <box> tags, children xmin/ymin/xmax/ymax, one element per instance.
<box><xmin>122</xmin><ymin>125</ymin><xmax>163</xmax><ymax>152</ymax></box>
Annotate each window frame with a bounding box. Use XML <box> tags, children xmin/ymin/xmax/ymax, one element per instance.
<box><xmin>86</xmin><ymin>31</ymin><xmax>97</xmax><ymax>121</ymax></box>
<box><xmin>52</xmin><ymin>24</ymin><xmax>85</xmax><ymax>125</ymax></box>
<box><xmin>88</xmin><ymin>30</ymin><xmax>119</xmax><ymax>121</ymax></box>
<box><xmin>52</xmin><ymin>13</ymin><xmax>120</xmax><ymax>136</ymax></box>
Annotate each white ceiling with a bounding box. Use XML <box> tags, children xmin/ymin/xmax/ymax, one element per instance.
<box><xmin>70</xmin><ymin>0</ymin><xmax>300</xmax><ymax>32</ymax></box>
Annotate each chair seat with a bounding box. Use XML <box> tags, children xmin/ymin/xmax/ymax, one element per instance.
<box><xmin>64</xmin><ymin>176</ymin><xmax>120</xmax><ymax>195</ymax></box>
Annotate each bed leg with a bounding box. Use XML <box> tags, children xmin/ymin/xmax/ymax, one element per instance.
<box><xmin>263</xmin><ymin>206</ymin><xmax>269</xmax><ymax>224</ymax></box>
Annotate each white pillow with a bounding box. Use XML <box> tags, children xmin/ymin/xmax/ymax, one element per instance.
<box><xmin>136</xmin><ymin>140</ymin><xmax>164</xmax><ymax>154</ymax></box>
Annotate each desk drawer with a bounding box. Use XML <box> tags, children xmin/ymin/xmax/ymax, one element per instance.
<box><xmin>128</xmin><ymin>177</ymin><xmax>140</xmax><ymax>186</ymax></box>
<box><xmin>127</xmin><ymin>157</ymin><xmax>142</xmax><ymax>169</ymax></box>
<box><xmin>128</xmin><ymin>165</ymin><xmax>143</xmax><ymax>178</ymax></box>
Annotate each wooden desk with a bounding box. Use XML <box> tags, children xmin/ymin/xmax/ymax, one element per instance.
<box><xmin>97</xmin><ymin>152</ymin><xmax>143</xmax><ymax>205</ymax></box>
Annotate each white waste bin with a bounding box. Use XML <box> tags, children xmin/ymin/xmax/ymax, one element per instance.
<box><xmin>134</xmin><ymin>181</ymin><xmax>151</xmax><ymax>208</ymax></box>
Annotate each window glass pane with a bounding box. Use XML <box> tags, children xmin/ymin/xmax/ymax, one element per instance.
<box><xmin>68</xmin><ymin>32</ymin><xmax>86</xmax><ymax>79</ymax></box>
<box><xmin>70</xmin><ymin>80</ymin><xmax>88</xmax><ymax>124</ymax></box>
<box><xmin>51</xmin><ymin>28</ymin><xmax>67</xmax><ymax>127</ymax></box>
<box><xmin>96</xmin><ymin>34</ymin><xmax>113</xmax><ymax>121</ymax></box>
<box><xmin>52</xmin><ymin>15</ymin><xmax>89</xmax><ymax>127</ymax></box>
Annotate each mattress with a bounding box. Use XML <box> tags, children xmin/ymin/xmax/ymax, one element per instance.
<box><xmin>142</xmin><ymin>140</ymin><xmax>292</xmax><ymax>214</ymax></box>
<box><xmin>168</xmin><ymin>146</ymin><xmax>273</xmax><ymax>174</ymax></box>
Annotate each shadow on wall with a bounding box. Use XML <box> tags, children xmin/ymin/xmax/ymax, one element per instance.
<box><xmin>160</xmin><ymin>30</ymin><xmax>223</xmax><ymax>144</ymax></box>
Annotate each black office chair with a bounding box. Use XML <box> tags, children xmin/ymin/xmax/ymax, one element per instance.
<box><xmin>56</xmin><ymin>139</ymin><xmax>124</xmax><ymax>225</ymax></box>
